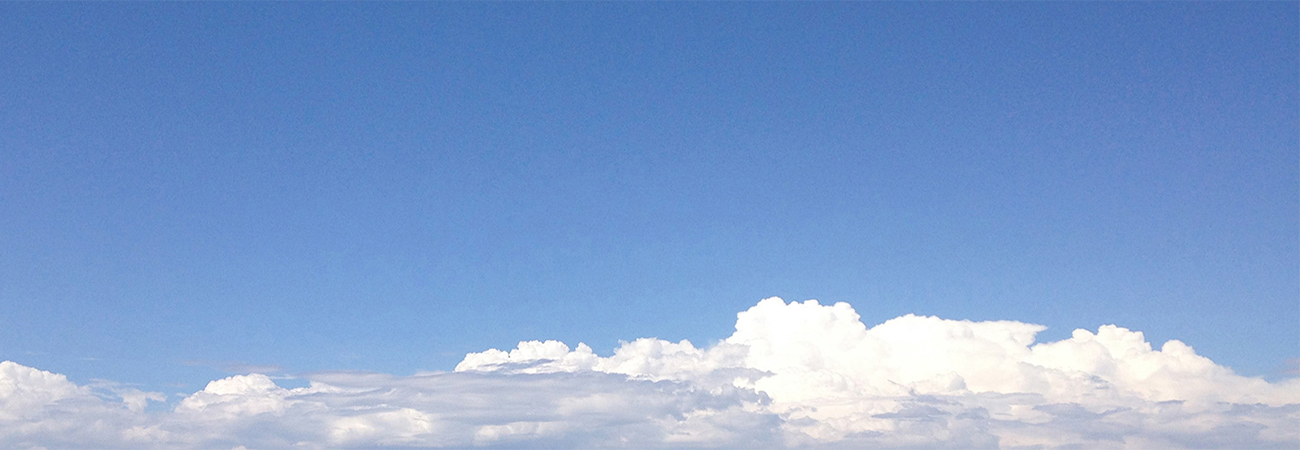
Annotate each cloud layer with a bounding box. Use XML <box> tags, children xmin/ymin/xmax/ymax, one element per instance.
<box><xmin>3</xmin><ymin>297</ymin><xmax>1298</xmax><ymax>449</ymax></box>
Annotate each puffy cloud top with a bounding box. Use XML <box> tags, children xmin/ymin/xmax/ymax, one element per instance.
<box><xmin>177</xmin><ymin>374</ymin><xmax>298</xmax><ymax>418</ymax></box>
<box><xmin>460</xmin><ymin>298</ymin><xmax>1299</xmax><ymax>402</ymax></box>
<box><xmin>0</xmin><ymin>361</ymin><xmax>87</xmax><ymax>420</ymax></box>
<box><xmin>458</xmin><ymin>297</ymin><xmax>1300</xmax><ymax>445</ymax></box>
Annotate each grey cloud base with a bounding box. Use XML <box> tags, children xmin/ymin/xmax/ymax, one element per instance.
<box><xmin>3</xmin><ymin>298</ymin><xmax>1298</xmax><ymax>449</ymax></box>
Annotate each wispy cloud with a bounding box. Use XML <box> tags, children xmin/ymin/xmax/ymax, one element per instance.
<box><xmin>181</xmin><ymin>360</ymin><xmax>285</xmax><ymax>375</ymax></box>
<box><xmin>2</xmin><ymin>298</ymin><xmax>1297</xmax><ymax>449</ymax></box>
<box><xmin>1283</xmin><ymin>358</ymin><xmax>1300</xmax><ymax>376</ymax></box>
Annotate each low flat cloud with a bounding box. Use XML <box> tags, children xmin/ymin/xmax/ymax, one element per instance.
<box><xmin>3</xmin><ymin>297</ymin><xmax>1298</xmax><ymax>449</ymax></box>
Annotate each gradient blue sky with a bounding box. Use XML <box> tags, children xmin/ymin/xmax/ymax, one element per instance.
<box><xmin>1</xmin><ymin>2</ymin><xmax>1296</xmax><ymax>394</ymax></box>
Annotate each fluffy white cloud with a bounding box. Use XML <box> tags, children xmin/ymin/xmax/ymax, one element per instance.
<box><xmin>0</xmin><ymin>361</ymin><xmax>164</xmax><ymax>448</ymax></box>
<box><xmin>0</xmin><ymin>361</ymin><xmax>87</xmax><ymax>421</ymax></box>
<box><xmin>2</xmin><ymin>297</ymin><xmax>1298</xmax><ymax>449</ymax></box>
<box><xmin>457</xmin><ymin>297</ymin><xmax>1300</xmax><ymax>447</ymax></box>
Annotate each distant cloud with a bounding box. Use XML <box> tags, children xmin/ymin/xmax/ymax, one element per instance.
<box><xmin>181</xmin><ymin>360</ymin><xmax>285</xmax><ymax>375</ymax></box>
<box><xmin>1284</xmin><ymin>358</ymin><xmax>1300</xmax><ymax>376</ymax></box>
<box><xmin>2</xmin><ymin>297</ymin><xmax>1298</xmax><ymax>449</ymax></box>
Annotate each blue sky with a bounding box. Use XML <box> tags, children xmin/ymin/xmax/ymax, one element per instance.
<box><xmin>1</xmin><ymin>1</ymin><xmax>1296</xmax><ymax>401</ymax></box>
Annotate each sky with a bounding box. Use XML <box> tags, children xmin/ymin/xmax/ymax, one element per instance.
<box><xmin>0</xmin><ymin>3</ymin><xmax>1297</xmax><ymax>449</ymax></box>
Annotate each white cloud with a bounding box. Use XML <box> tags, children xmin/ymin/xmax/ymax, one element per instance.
<box><xmin>0</xmin><ymin>361</ymin><xmax>87</xmax><ymax>421</ymax></box>
<box><xmin>2</xmin><ymin>297</ymin><xmax>1298</xmax><ymax>449</ymax></box>
<box><xmin>457</xmin><ymin>297</ymin><xmax>1300</xmax><ymax>447</ymax></box>
<box><xmin>0</xmin><ymin>361</ymin><xmax>161</xmax><ymax>448</ymax></box>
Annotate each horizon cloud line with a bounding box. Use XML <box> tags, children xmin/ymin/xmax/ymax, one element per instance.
<box><xmin>2</xmin><ymin>297</ymin><xmax>1298</xmax><ymax>449</ymax></box>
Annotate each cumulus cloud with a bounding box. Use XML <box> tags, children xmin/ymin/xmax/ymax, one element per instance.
<box><xmin>2</xmin><ymin>297</ymin><xmax>1298</xmax><ymax>449</ymax></box>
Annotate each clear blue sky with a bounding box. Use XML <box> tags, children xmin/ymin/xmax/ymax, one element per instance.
<box><xmin>1</xmin><ymin>2</ymin><xmax>1295</xmax><ymax>393</ymax></box>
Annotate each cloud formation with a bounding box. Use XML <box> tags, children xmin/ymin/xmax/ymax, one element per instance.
<box><xmin>3</xmin><ymin>298</ymin><xmax>1298</xmax><ymax>449</ymax></box>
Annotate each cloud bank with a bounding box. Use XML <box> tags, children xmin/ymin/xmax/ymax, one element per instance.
<box><xmin>3</xmin><ymin>297</ymin><xmax>1298</xmax><ymax>449</ymax></box>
